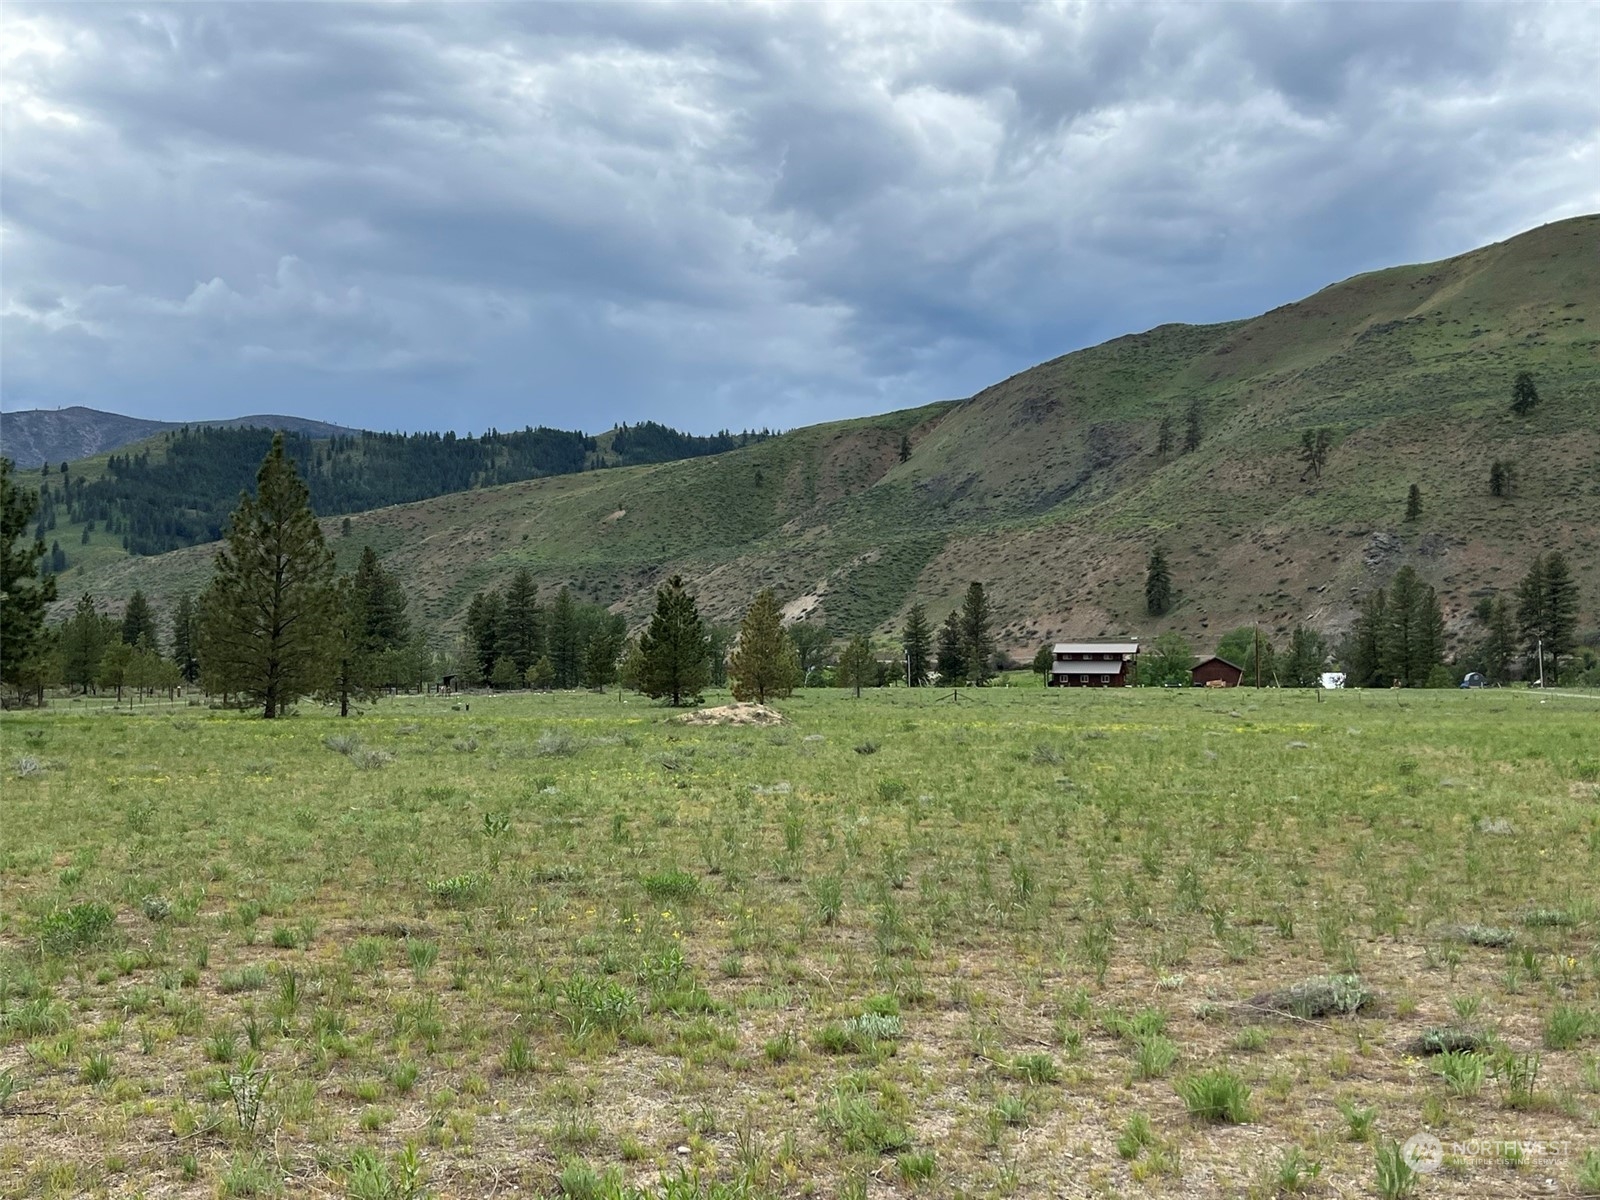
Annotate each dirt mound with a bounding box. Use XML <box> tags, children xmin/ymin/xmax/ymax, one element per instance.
<box><xmin>674</xmin><ymin>703</ymin><xmax>788</xmax><ymax>727</ymax></box>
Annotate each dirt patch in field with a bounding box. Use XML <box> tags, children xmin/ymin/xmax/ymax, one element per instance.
<box><xmin>673</xmin><ymin>702</ymin><xmax>788</xmax><ymax>727</ymax></box>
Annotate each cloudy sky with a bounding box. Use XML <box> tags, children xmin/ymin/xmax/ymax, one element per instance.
<box><xmin>3</xmin><ymin>3</ymin><xmax>1597</xmax><ymax>436</ymax></box>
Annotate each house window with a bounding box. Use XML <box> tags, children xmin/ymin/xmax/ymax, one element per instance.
<box><xmin>1101</xmin><ymin>674</ymin><xmax>1110</xmax><ymax>683</ymax></box>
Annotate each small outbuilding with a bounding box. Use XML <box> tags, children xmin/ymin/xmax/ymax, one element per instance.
<box><xmin>1191</xmin><ymin>656</ymin><xmax>1244</xmax><ymax>688</ymax></box>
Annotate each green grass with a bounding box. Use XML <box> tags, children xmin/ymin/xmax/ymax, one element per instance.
<box><xmin>2</xmin><ymin>685</ymin><xmax>1598</xmax><ymax>1196</ymax></box>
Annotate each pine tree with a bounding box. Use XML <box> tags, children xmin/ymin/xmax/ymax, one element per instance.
<box><xmin>1520</xmin><ymin>552</ymin><xmax>1579</xmax><ymax>682</ymax></box>
<box><xmin>319</xmin><ymin>576</ymin><xmax>373</xmax><ymax>717</ymax></box>
<box><xmin>1182</xmin><ymin>397</ymin><xmax>1203</xmax><ymax>453</ymax></box>
<box><xmin>1542</xmin><ymin>552</ymin><xmax>1579</xmax><ymax>679</ymax></box>
<box><xmin>489</xmin><ymin>655</ymin><xmax>520</xmax><ymax>689</ymax></box>
<box><xmin>1144</xmin><ymin>545</ymin><xmax>1172</xmax><ymax>617</ymax></box>
<box><xmin>960</xmin><ymin>581</ymin><xmax>994</xmax><ymax>685</ymax></box>
<box><xmin>900</xmin><ymin>602</ymin><xmax>932</xmax><ymax>687</ymax></box>
<box><xmin>1</xmin><ymin>458</ymin><xmax>57</xmax><ymax>692</ymax></box>
<box><xmin>122</xmin><ymin>589</ymin><xmax>159</xmax><ymax>650</ymax></box>
<box><xmin>1283</xmin><ymin>626</ymin><xmax>1328</xmax><ymax>688</ymax></box>
<box><xmin>463</xmin><ymin>589</ymin><xmax>503</xmax><ymax>684</ymax></box>
<box><xmin>198</xmin><ymin>434</ymin><xmax>337</xmax><ymax>718</ymax></box>
<box><xmin>1155</xmin><ymin>415</ymin><xmax>1173</xmax><ymax>457</ymax></box>
<box><xmin>498</xmin><ymin>569</ymin><xmax>543</xmax><ymax>677</ymax></box>
<box><xmin>1510</xmin><ymin>370</ymin><xmax>1539</xmax><ymax>417</ymax></box>
<box><xmin>898</xmin><ymin>434</ymin><xmax>911</xmax><ymax>463</ymax></box>
<box><xmin>546</xmin><ymin>586</ymin><xmax>582</xmax><ymax>688</ymax></box>
<box><xmin>837</xmin><ymin>634</ymin><xmax>876</xmax><ymax>698</ymax></box>
<box><xmin>1297</xmin><ymin>428</ymin><xmax>1332</xmax><ymax>481</ymax></box>
<box><xmin>1346</xmin><ymin>589</ymin><xmax>1387</xmax><ymax>687</ymax></box>
<box><xmin>527</xmin><ymin>655</ymin><xmax>555</xmax><ymax>690</ymax></box>
<box><xmin>60</xmin><ymin>592</ymin><xmax>110</xmax><ymax>694</ymax></box>
<box><xmin>170</xmin><ymin>591</ymin><xmax>200</xmax><ymax>683</ymax></box>
<box><xmin>581</xmin><ymin>622</ymin><xmax>622</xmax><ymax>690</ymax></box>
<box><xmin>1480</xmin><ymin>597</ymin><xmax>1518</xmax><ymax>684</ymax></box>
<box><xmin>1404</xmin><ymin>484</ymin><xmax>1422</xmax><ymax>522</ymax></box>
<box><xmin>638</xmin><ymin>575</ymin><xmax>710</xmax><ymax>706</ymax></box>
<box><xmin>351</xmin><ymin>546</ymin><xmax>409</xmax><ymax>657</ymax></box>
<box><xmin>1489</xmin><ymin>461</ymin><xmax>1506</xmax><ymax>498</ymax></box>
<box><xmin>729</xmin><ymin>588</ymin><xmax>800</xmax><ymax>704</ymax></box>
<box><xmin>935</xmin><ymin>610</ymin><xmax>966</xmax><ymax>685</ymax></box>
<box><xmin>1379</xmin><ymin>567</ymin><xmax>1442</xmax><ymax>687</ymax></box>
<box><xmin>98</xmin><ymin>640</ymin><xmax>134</xmax><ymax>703</ymax></box>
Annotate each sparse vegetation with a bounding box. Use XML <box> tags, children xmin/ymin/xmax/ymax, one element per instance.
<box><xmin>1</xmin><ymin>686</ymin><xmax>1596</xmax><ymax>1197</ymax></box>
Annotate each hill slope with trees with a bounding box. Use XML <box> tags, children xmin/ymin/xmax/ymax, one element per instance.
<box><xmin>52</xmin><ymin>214</ymin><xmax>1600</xmax><ymax>668</ymax></box>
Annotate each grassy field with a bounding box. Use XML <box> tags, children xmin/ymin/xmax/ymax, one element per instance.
<box><xmin>2</xmin><ymin>688</ymin><xmax>1598</xmax><ymax>1199</ymax></box>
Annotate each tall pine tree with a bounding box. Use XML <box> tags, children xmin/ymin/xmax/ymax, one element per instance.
<box><xmin>1518</xmin><ymin>552</ymin><xmax>1578</xmax><ymax>682</ymax></box>
<box><xmin>61</xmin><ymin>592</ymin><xmax>111</xmax><ymax>694</ymax></box>
<box><xmin>900</xmin><ymin>602</ymin><xmax>932</xmax><ymax>687</ymax></box>
<box><xmin>638</xmin><ymin>575</ymin><xmax>710</xmax><ymax>705</ymax></box>
<box><xmin>935</xmin><ymin>609</ymin><xmax>966</xmax><ymax>685</ymax></box>
<box><xmin>1145</xmin><ymin>545</ymin><xmax>1172</xmax><ymax>617</ymax></box>
<box><xmin>122</xmin><ymin>589</ymin><xmax>159</xmax><ymax>650</ymax></box>
<box><xmin>498</xmin><ymin>568</ymin><xmax>544</xmax><ymax>677</ymax></box>
<box><xmin>960</xmin><ymin>582</ymin><xmax>994</xmax><ymax>685</ymax></box>
<box><xmin>728</xmin><ymin>588</ymin><xmax>800</xmax><ymax>704</ymax></box>
<box><xmin>1480</xmin><ymin>597</ymin><xmax>1518</xmax><ymax>685</ymax></box>
<box><xmin>1510</xmin><ymin>370</ymin><xmax>1539</xmax><ymax>416</ymax></box>
<box><xmin>351</xmin><ymin>546</ymin><xmax>409</xmax><ymax>659</ymax></box>
<box><xmin>1</xmin><ymin>458</ymin><xmax>56</xmax><ymax>694</ymax></box>
<box><xmin>198</xmin><ymin>434</ymin><xmax>337</xmax><ymax>718</ymax></box>
<box><xmin>546</xmin><ymin>586</ymin><xmax>582</xmax><ymax>688</ymax></box>
<box><xmin>170</xmin><ymin>591</ymin><xmax>200</xmax><ymax>683</ymax></box>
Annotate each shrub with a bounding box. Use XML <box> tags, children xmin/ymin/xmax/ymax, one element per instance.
<box><xmin>821</xmin><ymin>1084</ymin><xmax>910</xmax><ymax>1153</ymax></box>
<box><xmin>352</xmin><ymin>749</ymin><xmax>394</xmax><ymax>771</ymax></box>
<box><xmin>1175</xmin><ymin>1069</ymin><xmax>1252</xmax><ymax>1123</ymax></box>
<box><xmin>1248</xmin><ymin>974</ymin><xmax>1372</xmax><ymax>1018</ymax></box>
<box><xmin>1011</xmin><ymin>1052</ymin><xmax>1059</xmax><ymax>1084</ymax></box>
<box><xmin>427</xmin><ymin>873</ymin><xmax>488</xmax><ymax>906</ymax></box>
<box><xmin>1544</xmin><ymin>1005</ymin><xmax>1596</xmax><ymax>1050</ymax></box>
<box><xmin>1575</xmin><ymin>1148</ymin><xmax>1600</xmax><ymax>1198</ymax></box>
<box><xmin>323</xmin><ymin>734</ymin><xmax>360</xmax><ymax>756</ymax></box>
<box><xmin>1374</xmin><ymin>1140</ymin><xmax>1418</xmax><ymax>1199</ymax></box>
<box><xmin>1335</xmin><ymin>1097</ymin><xmax>1377</xmax><ymax>1141</ymax></box>
<box><xmin>642</xmin><ymin>868</ymin><xmax>699</xmax><ymax>903</ymax></box>
<box><xmin>38</xmin><ymin>902</ymin><xmax>115</xmax><ymax>955</ymax></box>
<box><xmin>536</xmin><ymin>729</ymin><xmax>580</xmax><ymax>757</ymax></box>
<box><xmin>140</xmin><ymin>895</ymin><xmax>173</xmax><ymax>922</ymax></box>
<box><xmin>897</xmin><ymin>1150</ymin><xmax>936</xmax><ymax>1182</ymax></box>
<box><xmin>1132</xmin><ymin>1034</ymin><xmax>1178</xmax><ymax>1079</ymax></box>
<box><xmin>1433</xmin><ymin>1050</ymin><xmax>1487</xmax><ymax>1097</ymax></box>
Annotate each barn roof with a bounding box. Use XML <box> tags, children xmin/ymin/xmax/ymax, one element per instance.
<box><xmin>1051</xmin><ymin>659</ymin><xmax>1127</xmax><ymax>674</ymax></box>
<box><xmin>1052</xmin><ymin>642</ymin><xmax>1139</xmax><ymax>655</ymax></box>
<box><xmin>1192</xmin><ymin>655</ymin><xmax>1243</xmax><ymax>671</ymax></box>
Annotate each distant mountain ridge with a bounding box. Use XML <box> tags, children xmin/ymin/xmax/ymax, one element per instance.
<box><xmin>0</xmin><ymin>405</ymin><xmax>361</xmax><ymax>468</ymax></box>
<box><xmin>47</xmin><ymin>214</ymin><xmax>1600</xmax><ymax>656</ymax></box>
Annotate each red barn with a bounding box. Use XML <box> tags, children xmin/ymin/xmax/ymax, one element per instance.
<box><xmin>1048</xmin><ymin>642</ymin><xmax>1139</xmax><ymax>687</ymax></box>
<box><xmin>1191</xmin><ymin>656</ymin><xmax>1244</xmax><ymax>687</ymax></box>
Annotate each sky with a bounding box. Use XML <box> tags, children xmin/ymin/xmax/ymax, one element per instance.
<box><xmin>3</xmin><ymin>3</ymin><xmax>1598</xmax><ymax>436</ymax></box>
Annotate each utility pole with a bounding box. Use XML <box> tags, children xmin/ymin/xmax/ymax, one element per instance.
<box><xmin>1254</xmin><ymin>626</ymin><xmax>1262</xmax><ymax>689</ymax></box>
<box><xmin>1537</xmin><ymin>637</ymin><xmax>1546</xmax><ymax>689</ymax></box>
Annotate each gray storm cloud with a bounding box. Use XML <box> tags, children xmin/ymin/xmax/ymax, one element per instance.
<box><xmin>2</xmin><ymin>2</ymin><xmax>1596</xmax><ymax>433</ymax></box>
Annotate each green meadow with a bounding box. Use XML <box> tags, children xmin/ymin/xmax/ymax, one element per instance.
<box><xmin>2</xmin><ymin>688</ymin><xmax>1598</xmax><ymax>1199</ymax></box>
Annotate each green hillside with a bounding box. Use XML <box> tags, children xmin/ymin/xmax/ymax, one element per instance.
<box><xmin>57</xmin><ymin>215</ymin><xmax>1600</xmax><ymax>656</ymax></box>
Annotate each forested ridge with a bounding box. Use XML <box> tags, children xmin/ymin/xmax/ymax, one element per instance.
<box><xmin>42</xmin><ymin>420</ymin><xmax>772</xmax><ymax>556</ymax></box>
